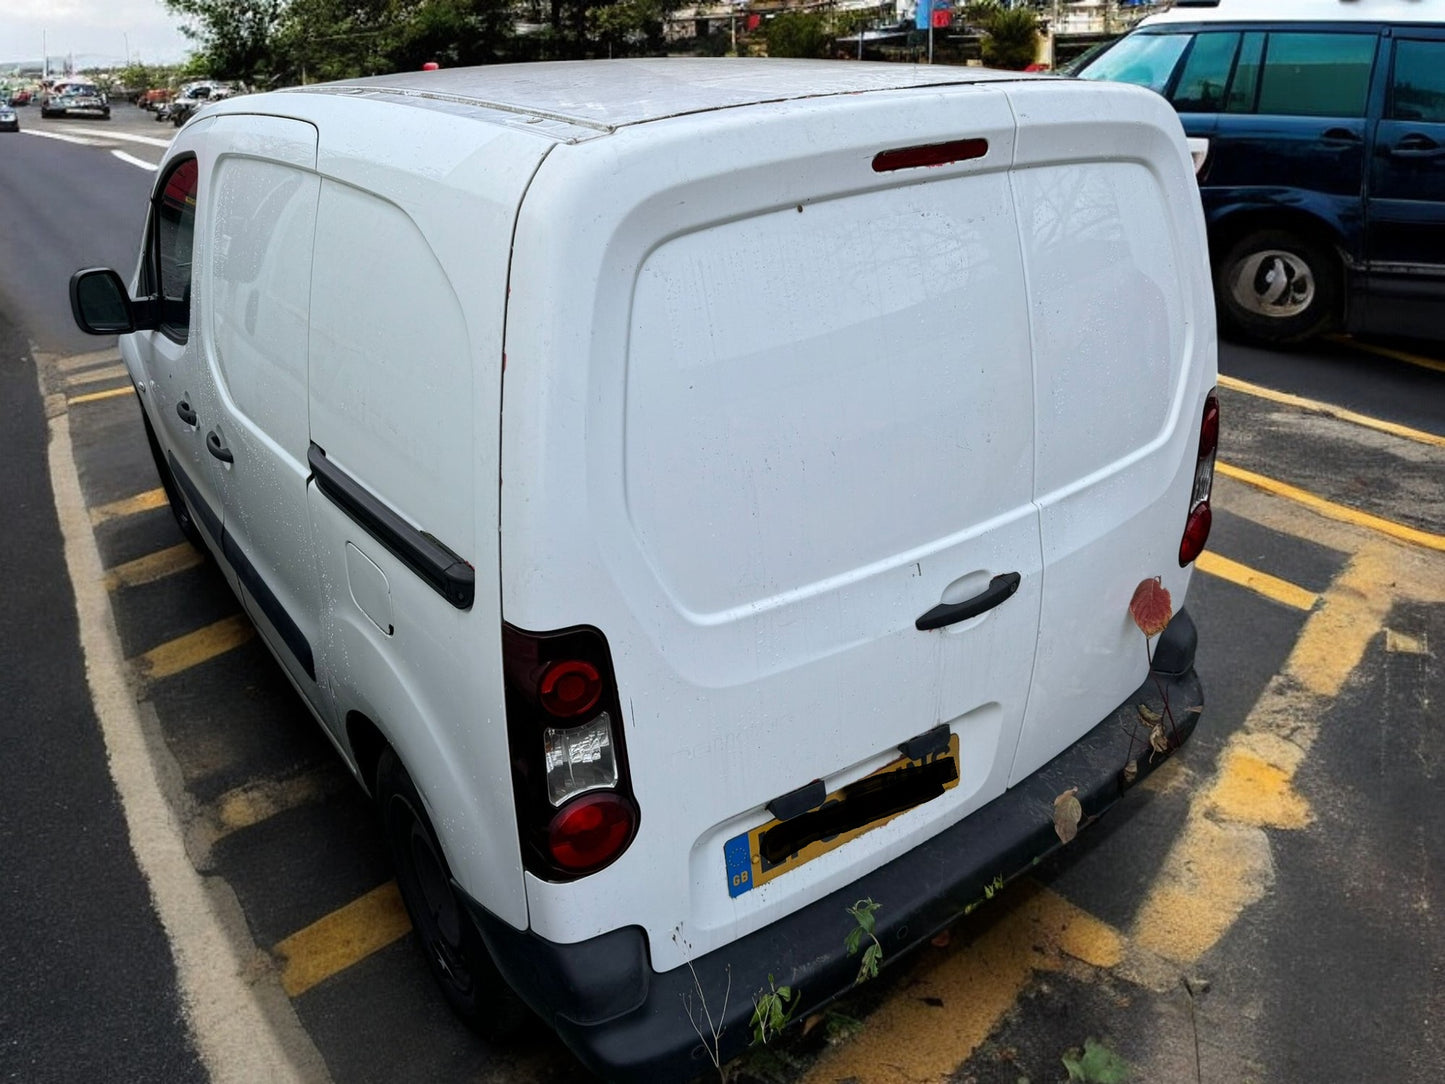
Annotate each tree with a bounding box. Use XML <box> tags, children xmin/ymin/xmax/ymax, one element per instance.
<box><xmin>163</xmin><ymin>0</ymin><xmax>288</xmax><ymax>84</ymax></box>
<box><xmin>764</xmin><ymin>11</ymin><xmax>835</xmax><ymax>59</ymax></box>
<box><xmin>980</xmin><ymin>6</ymin><xmax>1038</xmax><ymax>69</ymax></box>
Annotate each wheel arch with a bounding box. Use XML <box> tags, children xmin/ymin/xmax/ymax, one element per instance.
<box><xmin>345</xmin><ymin>709</ymin><xmax>389</xmax><ymax>798</ymax></box>
<box><xmin>1206</xmin><ymin>206</ymin><xmax>1352</xmax><ymax>278</ymax></box>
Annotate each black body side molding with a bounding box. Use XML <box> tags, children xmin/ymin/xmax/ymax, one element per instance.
<box><xmin>167</xmin><ymin>450</ymin><xmax>316</xmax><ymax>680</ymax></box>
<box><xmin>307</xmin><ymin>443</ymin><xmax>475</xmax><ymax>611</ymax></box>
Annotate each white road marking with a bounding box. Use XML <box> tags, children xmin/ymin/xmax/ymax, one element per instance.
<box><xmin>21</xmin><ymin>128</ymin><xmax>100</xmax><ymax>146</ymax></box>
<box><xmin>112</xmin><ymin>149</ymin><xmax>159</xmax><ymax>172</ymax></box>
<box><xmin>63</xmin><ymin>126</ymin><xmax>174</xmax><ymax>148</ymax></box>
<box><xmin>41</xmin><ymin>372</ymin><xmax>331</xmax><ymax>1083</ymax></box>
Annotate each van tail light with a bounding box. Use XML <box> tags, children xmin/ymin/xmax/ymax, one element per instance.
<box><xmin>502</xmin><ymin>623</ymin><xmax>638</xmax><ymax>879</ymax></box>
<box><xmin>1179</xmin><ymin>390</ymin><xmax>1219</xmax><ymax>567</ymax></box>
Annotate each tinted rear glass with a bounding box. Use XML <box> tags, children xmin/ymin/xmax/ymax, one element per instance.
<box><xmin>1257</xmin><ymin>33</ymin><xmax>1376</xmax><ymax>117</ymax></box>
<box><xmin>1391</xmin><ymin>39</ymin><xmax>1445</xmax><ymax>123</ymax></box>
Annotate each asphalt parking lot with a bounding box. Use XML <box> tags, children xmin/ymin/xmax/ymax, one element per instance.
<box><xmin>27</xmin><ymin>331</ymin><xmax>1444</xmax><ymax>1083</ymax></box>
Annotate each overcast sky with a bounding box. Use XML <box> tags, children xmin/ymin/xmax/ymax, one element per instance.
<box><xmin>1</xmin><ymin>0</ymin><xmax>193</xmax><ymax>67</ymax></box>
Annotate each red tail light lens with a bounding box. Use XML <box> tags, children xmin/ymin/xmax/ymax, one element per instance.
<box><xmin>547</xmin><ymin>792</ymin><xmax>638</xmax><ymax>873</ymax></box>
<box><xmin>1179</xmin><ymin>390</ymin><xmax>1219</xmax><ymax>567</ymax></box>
<box><xmin>1179</xmin><ymin>503</ymin><xmax>1213</xmax><ymax>566</ymax></box>
<box><xmin>539</xmin><ymin>660</ymin><xmax>602</xmax><ymax>718</ymax></box>
<box><xmin>502</xmin><ymin>623</ymin><xmax>638</xmax><ymax>880</ymax></box>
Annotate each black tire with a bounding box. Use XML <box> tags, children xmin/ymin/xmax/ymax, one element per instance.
<box><xmin>375</xmin><ymin>748</ymin><xmax>529</xmax><ymax>1039</ymax></box>
<box><xmin>140</xmin><ymin>407</ymin><xmax>206</xmax><ymax>552</ymax></box>
<box><xmin>1215</xmin><ymin>228</ymin><xmax>1341</xmax><ymax>345</ymax></box>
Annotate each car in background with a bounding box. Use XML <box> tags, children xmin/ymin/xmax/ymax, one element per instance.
<box><xmin>39</xmin><ymin>82</ymin><xmax>110</xmax><ymax>120</ymax></box>
<box><xmin>10</xmin><ymin>88</ymin><xmax>31</xmax><ymax>106</ymax></box>
<box><xmin>1071</xmin><ymin>0</ymin><xmax>1445</xmax><ymax>344</ymax></box>
<box><xmin>138</xmin><ymin>87</ymin><xmax>174</xmax><ymax>112</ymax></box>
<box><xmin>157</xmin><ymin>80</ymin><xmax>230</xmax><ymax>125</ymax></box>
<box><xmin>0</xmin><ymin>103</ymin><xmax>17</xmax><ymax>132</ymax></box>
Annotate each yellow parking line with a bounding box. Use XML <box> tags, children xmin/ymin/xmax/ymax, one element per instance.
<box><xmin>133</xmin><ymin>614</ymin><xmax>255</xmax><ymax>682</ymax></box>
<box><xmin>89</xmin><ymin>487</ymin><xmax>167</xmax><ymax>525</ymax></box>
<box><xmin>275</xmin><ymin>882</ymin><xmax>413</xmax><ymax>998</ymax></box>
<box><xmin>68</xmin><ymin>386</ymin><xmax>135</xmax><ymax>406</ymax></box>
<box><xmin>103</xmin><ymin>543</ymin><xmax>203</xmax><ymax>590</ymax></box>
<box><xmin>1329</xmin><ymin>335</ymin><xmax>1445</xmax><ymax>376</ymax></box>
<box><xmin>214</xmin><ymin>771</ymin><xmax>340</xmax><ymax>837</ymax></box>
<box><xmin>1217</xmin><ymin>373</ymin><xmax>1445</xmax><ymax>449</ymax></box>
<box><xmin>1195</xmin><ymin>551</ymin><xmax>1318</xmax><ymax>612</ymax></box>
<box><xmin>53</xmin><ymin>349</ymin><xmax>121</xmax><ymax>373</ymax></box>
<box><xmin>802</xmin><ymin>884</ymin><xmax>1121</xmax><ymax>1084</ymax></box>
<box><xmin>65</xmin><ymin>363</ymin><xmax>131</xmax><ymax>387</ymax></box>
<box><xmin>1217</xmin><ymin>462</ymin><xmax>1445</xmax><ymax>553</ymax></box>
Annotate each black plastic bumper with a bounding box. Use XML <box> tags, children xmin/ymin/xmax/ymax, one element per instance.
<box><xmin>469</xmin><ymin>611</ymin><xmax>1203</xmax><ymax>1083</ymax></box>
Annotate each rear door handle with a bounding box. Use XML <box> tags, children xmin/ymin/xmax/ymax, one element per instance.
<box><xmin>1389</xmin><ymin>133</ymin><xmax>1445</xmax><ymax>158</ymax></box>
<box><xmin>206</xmin><ymin>429</ymin><xmax>234</xmax><ymax>463</ymax></box>
<box><xmin>176</xmin><ymin>399</ymin><xmax>196</xmax><ymax>426</ymax></box>
<box><xmin>916</xmin><ymin>572</ymin><xmax>1021</xmax><ymax>631</ymax></box>
<box><xmin>1321</xmin><ymin>127</ymin><xmax>1361</xmax><ymax>143</ymax></box>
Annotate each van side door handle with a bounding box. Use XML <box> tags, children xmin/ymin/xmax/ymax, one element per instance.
<box><xmin>916</xmin><ymin>572</ymin><xmax>1021</xmax><ymax>631</ymax></box>
<box><xmin>1321</xmin><ymin>127</ymin><xmax>1361</xmax><ymax>144</ymax></box>
<box><xmin>205</xmin><ymin>429</ymin><xmax>234</xmax><ymax>463</ymax></box>
<box><xmin>176</xmin><ymin>399</ymin><xmax>197</xmax><ymax>426</ymax></box>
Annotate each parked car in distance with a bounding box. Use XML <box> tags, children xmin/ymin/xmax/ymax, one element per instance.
<box><xmin>69</xmin><ymin>59</ymin><xmax>1215</xmax><ymax>1082</ymax></box>
<box><xmin>39</xmin><ymin>81</ymin><xmax>110</xmax><ymax>120</ymax></box>
<box><xmin>138</xmin><ymin>87</ymin><xmax>174</xmax><ymax>112</ymax></box>
<box><xmin>1071</xmin><ymin>0</ymin><xmax>1445</xmax><ymax>344</ymax></box>
<box><xmin>0</xmin><ymin>103</ymin><xmax>17</xmax><ymax>132</ymax></box>
<box><xmin>10</xmin><ymin>88</ymin><xmax>31</xmax><ymax>106</ymax></box>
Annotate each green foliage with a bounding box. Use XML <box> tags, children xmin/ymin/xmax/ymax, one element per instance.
<box><xmin>1062</xmin><ymin>1037</ymin><xmax>1132</xmax><ymax>1084</ymax></box>
<box><xmin>163</xmin><ymin>0</ymin><xmax>287</xmax><ymax>84</ymax></box>
<box><xmin>764</xmin><ymin>11</ymin><xmax>836</xmax><ymax>59</ymax></box>
<box><xmin>844</xmin><ymin>898</ymin><xmax>883</xmax><ymax>985</ymax></box>
<box><xmin>980</xmin><ymin>6</ymin><xmax>1039</xmax><ymax>70</ymax></box>
<box><xmin>748</xmin><ymin>974</ymin><xmax>798</xmax><ymax>1046</ymax></box>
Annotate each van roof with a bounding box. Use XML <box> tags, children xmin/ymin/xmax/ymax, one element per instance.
<box><xmin>286</xmin><ymin>58</ymin><xmax>1031</xmax><ymax>132</ymax></box>
<box><xmin>1143</xmin><ymin>0</ymin><xmax>1442</xmax><ymax>26</ymax></box>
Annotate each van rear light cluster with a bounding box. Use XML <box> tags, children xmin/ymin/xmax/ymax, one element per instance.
<box><xmin>1179</xmin><ymin>390</ymin><xmax>1219</xmax><ymax>566</ymax></box>
<box><xmin>502</xmin><ymin>623</ymin><xmax>638</xmax><ymax>879</ymax></box>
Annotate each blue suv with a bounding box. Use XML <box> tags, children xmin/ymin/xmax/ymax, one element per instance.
<box><xmin>1072</xmin><ymin>0</ymin><xmax>1445</xmax><ymax>344</ymax></box>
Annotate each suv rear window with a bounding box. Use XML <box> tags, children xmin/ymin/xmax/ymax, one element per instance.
<box><xmin>1256</xmin><ymin>33</ymin><xmax>1376</xmax><ymax>117</ymax></box>
<box><xmin>1391</xmin><ymin>39</ymin><xmax>1445</xmax><ymax>123</ymax></box>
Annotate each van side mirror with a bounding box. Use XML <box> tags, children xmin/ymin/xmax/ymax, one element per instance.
<box><xmin>69</xmin><ymin>268</ymin><xmax>158</xmax><ymax>336</ymax></box>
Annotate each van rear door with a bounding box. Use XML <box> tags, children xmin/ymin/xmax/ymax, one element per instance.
<box><xmin>999</xmin><ymin>81</ymin><xmax>1215</xmax><ymax>783</ymax></box>
<box><xmin>502</xmin><ymin>86</ymin><xmax>1043</xmax><ymax>966</ymax></box>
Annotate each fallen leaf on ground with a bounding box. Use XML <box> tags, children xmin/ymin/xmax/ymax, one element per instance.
<box><xmin>1053</xmin><ymin>787</ymin><xmax>1082</xmax><ymax>844</ymax></box>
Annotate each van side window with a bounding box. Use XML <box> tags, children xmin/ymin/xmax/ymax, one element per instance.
<box><xmin>1390</xmin><ymin>40</ymin><xmax>1445</xmax><ymax>123</ymax></box>
<box><xmin>1224</xmin><ymin>32</ymin><xmax>1264</xmax><ymax>113</ymax></box>
<box><xmin>1256</xmin><ymin>33</ymin><xmax>1376</xmax><ymax>118</ymax></box>
<box><xmin>1171</xmin><ymin>32</ymin><xmax>1240</xmax><ymax>113</ymax></box>
<box><xmin>155</xmin><ymin>157</ymin><xmax>199</xmax><ymax>341</ymax></box>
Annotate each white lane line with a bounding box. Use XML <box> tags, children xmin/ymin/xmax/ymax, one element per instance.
<box><xmin>62</xmin><ymin>126</ymin><xmax>173</xmax><ymax>148</ymax></box>
<box><xmin>112</xmin><ymin>149</ymin><xmax>159</xmax><ymax>172</ymax></box>
<box><xmin>41</xmin><ymin>382</ymin><xmax>331</xmax><ymax>1082</ymax></box>
<box><xmin>21</xmin><ymin>128</ymin><xmax>100</xmax><ymax>146</ymax></box>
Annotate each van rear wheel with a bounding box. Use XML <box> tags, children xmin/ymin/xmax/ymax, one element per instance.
<box><xmin>1216</xmin><ymin>228</ymin><xmax>1341</xmax><ymax>345</ymax></box>
<box><xmin>376</xmin><ymin>748</ymin><xmax>529</xmax><ymax>1039</ymax></box>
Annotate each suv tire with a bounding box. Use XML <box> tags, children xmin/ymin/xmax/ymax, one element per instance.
<box><xmin>1216</xmin><ymin>228</ymin><xmax>1341</xmax><ymax>345</ymax></box>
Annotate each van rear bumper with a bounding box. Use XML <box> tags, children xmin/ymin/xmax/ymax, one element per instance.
<box><xmin>470</xmin><ymin>610</ymin><xmax>1203</xmax><ymax>1083</ymax></box>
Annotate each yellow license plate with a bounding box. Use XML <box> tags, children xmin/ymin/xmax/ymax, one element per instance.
<box><xmin>724</xmin><ymin>734</ymin><xmax>960</xmax><ymax>897</ymax></box>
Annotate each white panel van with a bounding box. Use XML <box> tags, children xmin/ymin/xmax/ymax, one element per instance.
<box><xmin>71</xmin><ymin>59</ymin><xmax>1217</xmax><ymax>1081</ymax></box>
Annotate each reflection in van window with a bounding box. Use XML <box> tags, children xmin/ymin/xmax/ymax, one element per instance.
<box><xmin>1172</xmin><ymin>32</ymin><xmax>1240</xmax><ymax>113</ymax></box>
<box><xmin>1225</xmin><ymin>32</ymin><xmax>1264</xmax><ymax>113</ymax></box>
<box><xmin>1258</xmin><ymin>33</ymin><xmax>1375</xmax><ymax>118</ymax></box>
<box><xmin>156</xmin><ymin>157</ymin><xmax>199</xmax><ymax>337</ymax></box>
<box><xmin>1391</xmin><ymin>40</ymin><xmax>1445</xmax><ymax>123</ymax></box>
<box><xmin>1076</xmin><ymin>32</ymin><xmax>1190</xmax><ymax>93</ymax></box>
